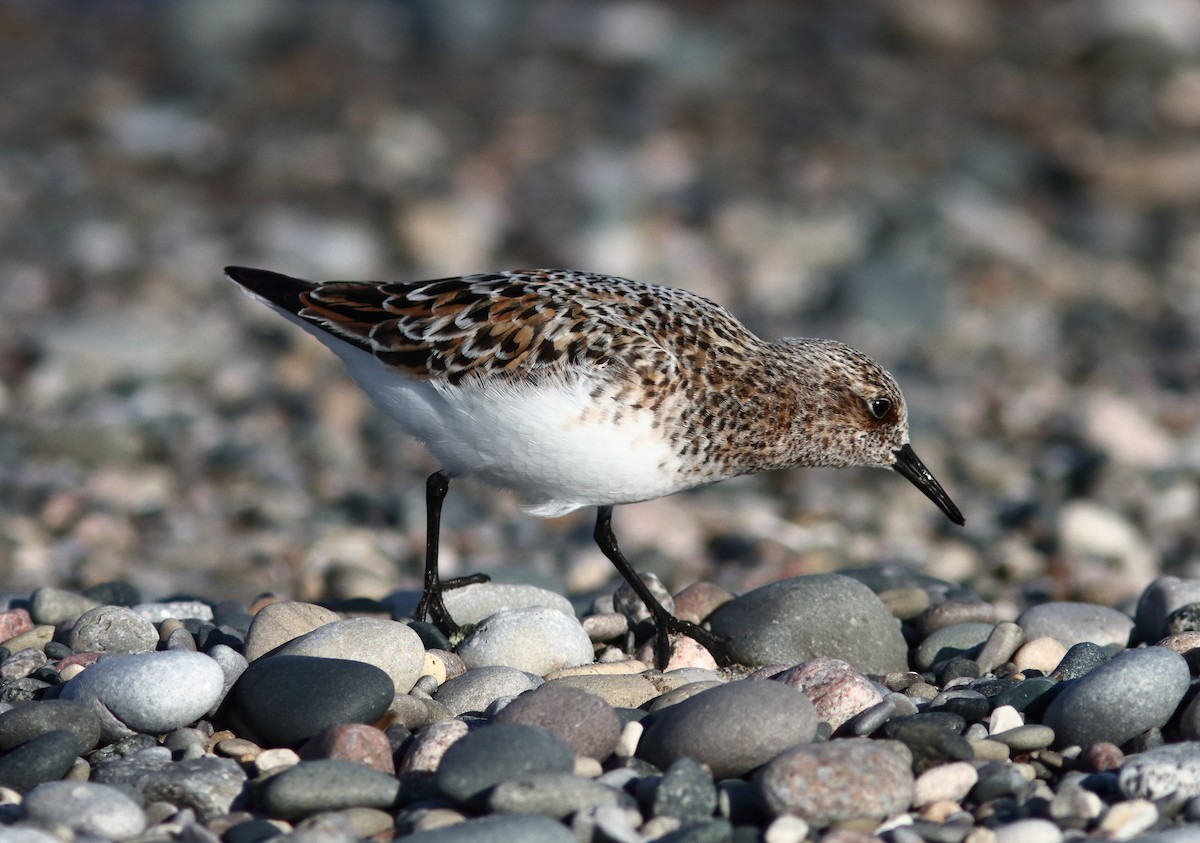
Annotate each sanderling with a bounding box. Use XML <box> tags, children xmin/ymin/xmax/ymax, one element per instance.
<box><xmin>226</xmin><ymin>266</ymin><xmax>963</xmax><ymax>666</ymax></box>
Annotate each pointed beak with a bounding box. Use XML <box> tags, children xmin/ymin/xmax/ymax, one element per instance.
<box><xmin>892</xmin><ymin>443</ymin><xmax>965</xmax><ymax>526</ymax></box>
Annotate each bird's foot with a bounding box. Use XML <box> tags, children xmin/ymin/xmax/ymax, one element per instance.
<box><xmin>650</xmin><ymin>614</ymin><xmax>732</xmax><ymax>670</ymax></box>
<box><xmin>414</xmin><ymin>572</ymin><xmax>489</xmax><ymax>645</ymax></box>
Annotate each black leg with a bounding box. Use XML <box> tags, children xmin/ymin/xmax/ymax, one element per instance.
<box><xmin>414</xmin><ymin>471</ymin><xmax>488</xmax><ymax>637</ymax></box>
<box><xmin>593</xmin><ymin>506</ymin><xmax>730</xmax><ymax>669</ymax></box>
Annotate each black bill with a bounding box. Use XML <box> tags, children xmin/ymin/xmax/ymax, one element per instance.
<box><xmin>892</xmin><ymin>443</ymin><xmax>965</xmax><ymax>526</ymax></box>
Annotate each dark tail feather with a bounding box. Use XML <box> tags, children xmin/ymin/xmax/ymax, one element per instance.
<box><xmin>225</xmin><ymin>266</ymin><xmax>315</xmax><ymax>313</ymax></box>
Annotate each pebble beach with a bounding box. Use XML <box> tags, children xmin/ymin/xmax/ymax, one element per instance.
<box><xmin>3</xmin><ymin>3</ymin><xmax>1200</xmax><ymax>842</ymax></box>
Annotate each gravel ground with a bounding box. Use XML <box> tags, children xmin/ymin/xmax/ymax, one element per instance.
<box><xmin>2</xmin><ymin>2</ymin><xmax>1200</xmax><ymax>842</ymax></box>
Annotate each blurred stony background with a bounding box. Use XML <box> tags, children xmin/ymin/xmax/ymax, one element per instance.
<box><xmin>1</xmin><ymin>0</ymin><xmax>1199</xmax><ymax>617</ymax></box>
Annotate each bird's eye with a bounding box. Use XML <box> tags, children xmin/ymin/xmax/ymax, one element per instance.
<box><xmin>868</xmin><ymin>397</ymin><xmax>892</xmax><ymax>420</ymax></box>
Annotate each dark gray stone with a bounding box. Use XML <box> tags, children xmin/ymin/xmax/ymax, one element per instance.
<box><xmin>435</xmin><ymin>723</ymin><xmax>574</xmax><ymax>805</ymax></box>
<box><xmin>653</xmin><ymin>757</ymin><xmax>717</xmax><ymax>821</ymax></box>
<box><xmin>0</xmin><ymin>699</ymin><xmax>101</xmax><ymax>755</ymax></box>
<box><xmin>708</xmin><ymin>575</ymin><xmax>907</xmax><ymax>674</ymax></box>
<box><xmin>1016</xmin><ymin>602</ymin><xmax>1134</xmax><ymax>649</ymax></box>
<box><xmin>258</xmin><ymin>759</ymin><xmax>401</xmax><ymax>820</ymax></box>
<box><xmin>1134</xmin><ymin>577</ymin><xmax>1200</xmax><ymax>643</ymax></box>
<box><xmin>434</xmin><ymin>665</ymin><xmax>541</xmax><ymax>717</ymax></box>
<box><xmin>914</xmin><ymin>622</ymin><xmax>995</xmax><ymax>671</ymax></box>
<box><xmin>1051</xmin><ymin>642</ymin><xmax>1110</xmax><ymax>681</ymax></box>
<box><xmin>0</xmin><ymin>730</ymin><xmax>80</xmax><ymax>793</ymax></box>
<box><xmin>487</xmin><ymin>773</ymin><xmax>633</xmax><ymax>818</ymax></box>
<box><xmin>93</xmin><ymin>755</ymin><xmax>249</xmax><ymax>820</ymax></box>
<box><xmin>404</xmin><ymin>813</ymin><xmax>577</xmax><ymax>842</ymax></box>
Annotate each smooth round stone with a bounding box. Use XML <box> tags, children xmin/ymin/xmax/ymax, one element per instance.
<box><xmin>886</xmin><ymin>718</ymin><xmax>972</xmax><ymax>774</ymax></box>
<box><xmin>60</xmin><ymin>650</ymin><xmax>225</xmax><ymax>742</ymax></box>
<box><xmin>398</xmin><ymin>719</ymin><xmax>470</xmax><ymax>785</ymax></box>
<box><xmin>492</xmin><ymin>684</ymin><xmax>621</xmax><ymax>760</ymax></box>
<box><xmin>652</xmin><ymin>757</ymin><xmax>717</xmax><ymax>821</ymax></box>
<box><xmin>975</xmin><ymin>622</ymin><xmax>1025</xmax><ymax>673</ymax></box>
<box><xmin>1043</xmin><ymin>647</ymin><xmax>1189</xmax><ymax>748</ymax></box>
<box><xmin>132</xmin><ymin>600</ymin><xmax>214</xmax><ymax>624</ymax></box>
<box><xmin>22</xmin><ymin>780</ymin><xmax>146</xmax><ymax>840</ymax></box>
<box><xmin>993</xmin><ymin>818</ymin><xmax>1062</xmax><ymax>843</ymax></box>
<box><xmin>30</xmin><ymin>587</ymin><xmax>100</xmax><ymax>626</ymax></box>
<box><xmin>915</xmin><ymin>622</ymin><xmax>995</xmax><ymax>671</ymax></box>
<box><xmin>672</xmin><ymin>582</ymin><xmax>734</xmax><ymax>624</ymax></box>
<box><xmin>1051</xmin><ymin>642</ymin><xmax>1110</xmax><ymax>681</ymax></box>
<box><xmin>234</xmin><ymin>655</ymin><xmax>395</xmax><ymax>746</ymax></box>
<box><xmin>1134</xmin><ymin>577</ymin><xmax>1200</xmax><ymax>643</ymax></box>
<box><xmin>775</xmin><ymin>657</ymin><xmax>882</xmax><ymax>730</ymax></box>
<box><xmin>403</xmin><ymin>813</ymin><xmax>577</xmax><ymax>842</ymax></box>
<box><xmin>435</xmin><ymin>723</ymin><xmax>575</xmax><ymax>805</ymax></box>
<box><xmin>759</xmin><ymin>738</ymin><xmax>913</xmax><ymax>823</ymax></box>
<box><xmin>92</xmin><ymin>755</ymin><xmax>249</xmax><ymax>821</ymax></box>
<box><xmin>434</xmin><ymin>665</ymin><xmax>542</xmax><ymax>716</ymax></box>
<box><xmin>243</xmin><ymin>601</ymin><xmax>341</xmax><ymax>661</ymax></box>
<box><xmin>912</xmin><ymin>760</ymin><xmax>977</xmax><ymax>807</ymax></box>
<box><xmin>259</xmin><ymin>758</ymin><xmax>401</xmax><ymax>820</ymax></box>
<box><xmin>0</xmin><ymin>699</ymin><xmax>101</xmax><ymax>755</ymax></box>
<box><xmin>919</xmin><ymin>600</ymin><xmax>998</xmax><ymax>636</ymax></box>
<box><xmin>299</xmin><ymin>723</ymin><xmax>395</xmax><ymax>774</ymax></box>
<box><xmin>274</xmin><ymin>617</ymin><xmax>425</xmax><ymax>693</ymax></box>
<box><xmin>0</xmin><ymin>730</ymin><xmax>81</xmax><ymax>793</ymax></box>
<box><xmin>639</xmin><ymin>679</ymin><xmax>818</xmax><ymax>780</ymax></box>
<box><xmin>458</xmin><ymin>607</ymin><xmax>593</xmax><ymax>676</ymax></box>
<box><xmin>68</xmin><ymin>606</ymin><xmax>158</xmax><ymax>655</ymax></box>
<box><xmin>441</xmin><ymin>583</ymin><xmax>575</xmax><ymax>627</ymax></box>
<box><xmin>487</xmin><ymin>773</ymin><xmax>633</xmax><ymax>818</ymax></box>
<box><xmin>1016</xmin><ymin>602</ymin><xmax>1134</xmax><ymax>649</ymax></box>
<box><xmin>547</xmin><ymin>674</ymin><xmax>660</xmax><ymax>709</ymax></box>
<box><xmin>207</xmin><ymin>644</ymin><xmax>248</xmax><ymax>716</ymax></box>
<box><xmin>988</xmin><ymin>724</ymin><xmax>1055</xmax><ymax>752</ymax></box>
<box><xmin>1011</xmin><ymin>637</ymin><xmax>1067</xmax><ymax>674</ymax></box>
<box><xmin>708</xmin><ymin>574</ymin><xmax>908</xmax><ymax>674</ymax></box>
<box><xmin>878</xmin><ymin>587</ymin><xmax>930</xmax><ymax>621</ymax></box>
<box><xmin>1118</xmin><ymin>743</ymin><xmax>1200</xmax><ymax>801</ymax></box>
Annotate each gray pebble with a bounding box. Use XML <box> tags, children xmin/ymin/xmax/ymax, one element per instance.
<box><xmin>0</xmin><ymin>730</ymin><xmax>81</xmax><ymax>793</ymax></box>
<box><xmin>404</xmin><ymin>813</ymin><xmax>577</xmax><ymax>842</ymax></box>
<box><xmin>992</xmin><ymin>818</ymin><xmax>1062</xmax><ymax>843</ymax></box>
<box><xmin>708</xmin><ymin>574</ymin><xmax>908</xmax><ymax>674</ymax></box>
<box><xmin>435</xmin><ymin>665</ymin><xmax>542</xmax><ymax>716</ymax></box>
<box><xmin>93</xmin><ymin>755</ymin><xmax>248</xmax><ymax>821</ymax></box>
<box><xmin>1043</xmin><ymin>647</ymin><xmax>1189</xmax><ymax>749</ymax></box>
<box><xmin>487</xmin><ymin>773</ymin><xmax>633</xmax><ymax>818</ymax></box>
<box><xmin>436</xmin><ymin>723</ymin><xmax>575</xmax><ymax>805</ymax></box>
<box><xmin>492</xmin><ymin>683</ymin><xmax>621</xmax><ymax>760</ymax></box>
<box><xmin>975</xmin><ymin>622</ymin><xmax>1025</xmax><ymax>673</ymax></box>
<box><xmin>652</xmin><ymin>757</ymin><xmax>716</xmax><ymax>821</ymax></box>
<box><xmin>60</xmin><ymin>650</ymin><xmax>225</xmax><ymax>742</ymax></box>
<box><xmin>919</xmin><ymin>600</ymin><xmax>998</xmax><ymax>636</ymax></box>
<box><xmin>614</xmin><ymin>573</ymin><xmax>673</xmax><ymax>624</ymax></box>
<box><xmin>914</xmin><ymin>622</ymin><xmax>994</xmax><ymax>672</ymax></box>
<box><xmin>1134</xmin><ymin>576</ymin><xmax>1200</xmax><ymax>643</ymax></box>
<box><xmin>30</xmin><ymin>587</ymin><xmax>100</xmax><ymax>626</ymax></box>
<box><xmin>639</xmin><ymin>679</ymin><xmax>818</xmax><ymax>780</ymax></box>
<box><xmin>68</xmin><ymin>605</ymin><xmax>158</xmax><ymax>654</ymax></box>
<box><xmin>206</xmin><ymin>643</ymin><xmax>248</xmax><ymax>717</ymax></box>
<box><xmin>442</xmin><ymin>583</ymin><xmax>575</xmax><ymax>626</ymax></box>
<box><xmin>1119</xmin><ymin>742</ymin><xmax>1200</xmax><ymax>801</ymax></box>
<box><xmin>242</xmin><ymin>601</ymin><xmax>341</xmax><ymax>661</ymax></box>
<box><xmin>274</xmin><ymin>616</ymin><xmax>426</xmax><ymax>692</ymax></box>
<box><xmin>259</xmin><ymin>758</ymin><xmax>401</xmax><ymax>820</ymax></box>
<box><xmin>457</xmin><ymin>607</ymin><xmax>593</xmax><ymax>675</ymax></box>
<box><xmin>988</xmin><ymin>724</ymin><xmax>1055</xmax><ymax>752</ymax></box>
<box><xmin>1016</xmin><ymin>602</ymin><xmax>1134</xmax><ymax>649</ymax></box>
<box><xmin>758</xmin><ymin>738</ymin><xmax>913</xmax><ymax>823</ymax></box>
<box><xmin>1051</xmin><ymin>642</ymin><xmax>1110</xmax><ymax>681</ymax></box>
<box><xmin>548</xmin><ymin>674</ymin><xmax>661</xmax><ymax>709</ymax></box>
<box><xmin>22</xmin><ymin>780</ymin><xmax>147</xmax><ymax>840</ymax></box>
<box><xmin>132</xmin><ymin>600</ymin><xmax>214</xmax><ymax>624</ymax></box>
<box><xmin>0</xmin><ymin>699</ymin><xmax>101</xmax><ymax>755</ymax></box>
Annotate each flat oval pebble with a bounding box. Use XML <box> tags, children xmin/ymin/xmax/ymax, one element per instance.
<box><xmin>60</xmin><ymin>650</ymin><xmax>225</xmax><ymax>742</ymax></box>
<box><xmin>914</xmin><ymin>622</ymin><xmax>995</xmax><ymax>671</ymax></box>
<box><xmin>912</xmin><ymin>760</ymin><xmax>977</xmax><ymax>806</ymax></box>
<box><xmin>974</xmin><ymin>621</ymin><xmax>1025</xmax><ymax>673</ymax></box>
<box><xmin>708</xmin><ymin>574</ymin><xmax>908</xmax><ymax>674</ymax></box>
<box><xmin>243</xmin><ymin>601</ymin><xmax>341</xmax><ymax>661</ymax></box>
<box><xmin>0</xmin><ymin>730</ymin><xmax>81</xmax><ymax>793</ymax></box>
<box><xmin>1012</xmin><ymin>637</ymin><xmax>1067</xmax><ymax>674</ymax></box>
<box><xmin>639</xmin><ymin>679</ymin><xmax>818</xmax><ymax>780</ymax></box>
<box><xmin>441</xmin><ymin>583</ymin><xmax>575</xmax><ymax>626</ymax></box>
<box><xmin>0</xmin><ymin>699</ymin><xmax>101</xmax><ymax>755</ymax></box>
<box><xmin>487</xmin><ymin>773</ymin><xmax>633</xmax><ymax>818</ymax></box>
<box><xmin>547</xmin><ymin>674</ymin><xmax>659</xmax><ymax>709</ymax></box>
<box><xmin>22</xmin><ymin>780</ymin><xmax>147</xmax><ymax>840</ymax></box>
<box><xmin>435</xmin><ymin>723</ymin><xmax>575</xmax><ymax>805</ymax></box>
<box><xmin>259</xmin><ymin>758</ymin><xmax>401</xmax><ymax>820</ymax></box>
<box><xmin>758</xmin><ymin>738</ymin><xmax>913</xmax><ymax>823</ymax></box>
<box><xmin>68</xmin><ymin>605</ymin><xmax>158</xmax><ymax>654</ymax></box>
<box><xmin>299</xmin><ymin>723</ymin><xmax>395</xmax><ymax>774</ymax></box>
<box><xmin>992</xmin><ymin>818</ymin><xmax>1063</xmax><ymax>843</ymax></box>
<box><xmin>132</xmin><ymin>600</ymin><xmax>214</xmax><ymax>623</ymax></box>
<box><xmin>274</xmin><ymin>616</ymin><xmax>425</xmax><ymax>692</ymax></box>
<box><xmin>491</xmin><ymin>684</ymin><xmax>621</xmax><ymax>760</ymax></box>
<box><xmin>404</xmin><ymin>813</ymin><xmax>577</xmax><ymax>842</ymax></box>
<box><xmin>1118</xmin><ymin>742</ymin><xmax>1200</xmax><ymax>801</ymax></box>
<box><xmin>30</xmin><ymin>588</ymin><xmax>100</xmax><ymax>626</ymax></box>
<box><xmin>1016</xmin><ymin>602</ymin><xmax>1134</xmax><ymax>649</ymax></box>
<box><xmin>398</xmin><ymin>719</ymin><xmax>470</xmax><ymax>785</ymax></box>
<box><xmin>1042</xmin><ymin>647</ymin><xmax>1189</xmax><ymax>749</ymax></box>
<box><xmin>457</xmin><ymin>606</ymin><xmax>593</xmax><ymax>675</ymax></box>
<box><xmin>233</xmin><ymin>655</ymin><xmax>395</xmax><ymax>746</ymax></box>
<box><xmin>435</xmin><ymin>665</ymin><xmax>542</xmax><ymax>716</ymax></box>
<box><xmin>775</xmin><ymin>657</ymin><xmax>882</xmax><ymax>730</ymax></box>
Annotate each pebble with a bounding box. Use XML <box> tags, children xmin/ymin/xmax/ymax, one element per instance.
<box><xmin>1134</xmin><ymin>576</ymin><xmax>1200</xmax><ymax>643</ymax></box>
<box><xmin>987</xmin><ymin>725</ymin><xmax>1055</xmax><ymax>752</ymax></box>
<box><xmin>651</xmin><ymin>757</ymin><xmax>717</xmax><ymax>820</ymax></box>
<box><xmin>974</xmin><ymin>622</ymin><xmax>1024</xmax><ymax>673</ymax></box>
<box><xmin>68</xmin><ymin>605</ymin><xmax>159</xmax><ymax>654</ymax></box>
<box><xmin>439</xmin><ymin>583</ymin><xmax>576</xmax><ymax>627</ymax></box>
<box><xmin>639</xmin><ymin>679</ymin><xmax>818</xmax><ymax>780</ymax></box>
<box><xmin>491</xmin><ymin>683</ymin><xmax>621</xmax><ymax>760</ymax></box>
<box><xmin>258</xmin><ymin>758</ymin><xmax>401</xmax><ymax>820</ymax></box>
<box><xmin>398</xmin><ymin>719</ymin><xmax>470</xmax><ymax>785</ymax></box>
<box><xmin>273</xmin><ymin>616</ymin><xmax>426</xmax><ymax>692</ymax></box>
<box><xmin>613</xmin><ymin>573</ymin><xmax>673</xmax><ymax>624</ymax></box>
<box><xmin>774</xmin><ymin>657</ymin><xmax>883</xmax><ymax>730</ymax></box>
<box><xmin>29</xmin><ymin>588</ymin><xmax>100</xmax><ymax>626</ymax></box>
<box><xmin>879</xmin><ymin>587</ymin><xmax>930</xmax><ymax>621</ymax></box>
<box><xmin>1050</xmin><ymin>642</ymin><xmax>1110</xmax><ymax>681</ymax></box>
<box><xmin>434</xmin><ymin>665</ymin><xmax>542</xmax><ymax>716</ymax></box>
<box><xmin>672</xmin><ymin>582</ymin><xmax>734</xmax><ymax>624</ymax></box>
<box><xmin>0</xmin><ymin>609</ymin><xmax>33</xmax><ymax>643</ymax></box>
<box><xmin>403</xmin><ymin>812</ymin><xmax>578</xmax><ymax>842</ymax></box>
<box><xmin>298</xmin><ymin>723</ymin><xmax>395</xmax><ymax>774</ymax></box>
<box><xmin>582</xmin><ymin>613</ymin><xmax>628</xmax><ymax>642</ymax></box>
<box><xmin>758</xmin><ymin>738</ymin><xmax>913</xmax><ymax>824</ymax></box>
<box><xmin>0</xmin><ymin>699</ymin><xmax>101</xmax><ymax>755</ymax></box>
<box><xmin>22</xmin><ymin>780</ymin><xmax>147</xmax><ymax>840</ymax></box>
<box><xmin>0</xmin><ymin>730</ymin><xmax>82</xmax><ymax>793</ymax></box>
<box><xmin>60</xmin><ymin>650</ymin><xmax>225</xmax><ymax>742</ymax></box>
<box><xmin>1118</xmin><ymin>742</ymin><xmax>1200</xmax><ymax>801</ymax></box>
<box><xmin>487</xmin><ymin>773</ymin><xmax>633</xmax><ymax>818</ymax></box>
<box><xmin>915</xmin><ymin>622</ymin><xmax>995</xmax><ymax>672</ymax></box>
<box><xmin>919</xmin><ymin>600</ymin><xmax>998</xmax><ymax>636</ymax></box>
<box><xmin>92</xmin><ymin>755</ymin><xmax>247</xmax><ymax>821</ymax></box>
<box><xmin>912</xmin><ymin>760</ymin><xmax>978</xmax><ymax>807</ymax></box>
<box><xmin>242</xmin><ymin>601</ymin><xmax>341</xmax><ymax>661</ymax></box>
<box><xmin>1016</xmin><ymin>602</ymin><xmax>1134</xmax><ymax>649</ymax></box>
<box><xmin>1096</xmin><ymin>798</ymin><xmax>1157</xmax><ymax>840</ymax></box>
<box><xmin>457</xmin><ymin>607</ymin><xmax>593</xmax><ymax>675</ymax></box>
<box><xmin>132</xmin><ymin>600</ymin><xmax>215</xmax><ymax>624</ymax></box>
<box><xmin>1042</xmin><ymin>647</ymin><xmax>1189</xmax><ymax>748</ymax></box>
<box><xmin>708</xmin><ymin>574</ymin><xmax>908</xmax><ymax>673</ymax></box>
<box><xmin>233</xmin><ymin>655</ymin><xmax>396</xmax><ymax>746</ymax></box>
<box><xmin>0</xmin><ymin>648</ymin><xmax>46</xmax><ymax>681</ymax></box>
<box><xmin>1011</xmin><ymin>637</ymin><xmax>1067</xmax><ymax>674</ymax></box>
<box><xmin>435</xmin><ymin>723</ymin><xmax>575</xmax><ymax>805</ymax></box>
<box><xmin>992</xmin><ymin>818</ymin><xmax>1062</xmax><ymax>843</ymax></box>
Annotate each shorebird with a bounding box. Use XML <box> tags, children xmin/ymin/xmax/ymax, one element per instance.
<box><xmin>226</xmin><ymin>266</ymin><xmax>963</xmax><ymax>666</ymax></box>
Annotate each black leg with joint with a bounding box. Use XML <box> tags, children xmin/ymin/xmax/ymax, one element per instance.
<box><xmin>593</xmin><ymin>505</ymin><xmax>730</xmax><ymax>669</ymax></box>
<box><xmin>414</xmin><ymin>471</ymin><xmax>489</xmax><ymax>638</ymax></box>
